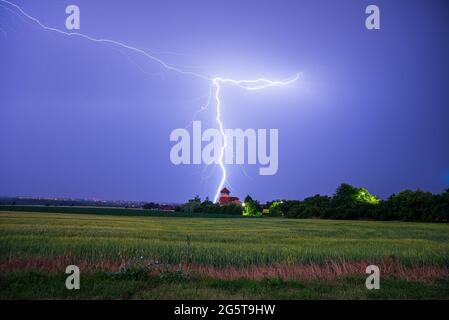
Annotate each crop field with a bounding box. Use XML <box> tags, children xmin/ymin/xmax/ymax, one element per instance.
<box><xmin>0</xmin><ymin>209</ymin><xmax>448</xmax><ymax>299</ymax></box>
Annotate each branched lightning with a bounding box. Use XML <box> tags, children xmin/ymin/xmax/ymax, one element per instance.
<box><xmin>0</xmin><ymin>0</ymin><xmax>299</xmax><ymax>203</ymax></box>
<box><xmin>211</xmin><ymin>75</ymin><xmax>299</xmax><ymax>203</ymax></box>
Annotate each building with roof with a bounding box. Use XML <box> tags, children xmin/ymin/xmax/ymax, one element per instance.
<box><xmin>218</xmin><ymin>187</ymin><xmax>241</xmax><ymax>206</ymax></box>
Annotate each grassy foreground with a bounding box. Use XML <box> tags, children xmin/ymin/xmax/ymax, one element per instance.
<box><xmin>2</xmin><ymin>272</ymin><xmax>449</xmax><ymax>299</ymax></box>
<box><xmin>0</xmin><ymin>210</ymin><xmax>448</xmax><ymax>299</ymax></box>
<box><xmin>1</xmin><ymin>211</ymin><xmax>448</xmax><ymax>265</ymax></box>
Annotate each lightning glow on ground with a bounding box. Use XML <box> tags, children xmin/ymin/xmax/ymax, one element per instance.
<box><xmin>0</xmin><ymin>0</ymin><xmax>299</xmax><ymax>203</ymax></box>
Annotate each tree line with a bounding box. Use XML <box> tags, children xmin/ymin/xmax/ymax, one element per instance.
<box><xmin>266</xmin><ymin>183</ymin><xmax>449</xmax><ymax>222</ymax></box>
<box><xmin>175</xmin><ymin>195</ymin><xmax>243</xmax><ymax>215</ymax></box>
<box><xmin>168</xmin><ymin>183</ymin><xmax>449</xmax><ymax>222</ymax></box>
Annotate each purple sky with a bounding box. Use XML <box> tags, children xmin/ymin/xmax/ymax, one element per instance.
<box><xmin>1</xmin><ymin>0</ymin><xmax>448</xmax><ymax>202</ymax></box>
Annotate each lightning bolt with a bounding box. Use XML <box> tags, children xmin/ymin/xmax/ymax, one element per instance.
<box><xmin>0</xmin><ymin>0</ymin><xmax>299</xmax><ymax>203</ymax></box>
<box><xmin>211</xmin><ymin>75</ymin><xmax>299</xmax><ymax>203</ymax></box>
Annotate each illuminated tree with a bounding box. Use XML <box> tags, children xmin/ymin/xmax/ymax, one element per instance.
<box><xmin>243</xmin><ymin>195</ymin><xmax>260</xmax><ymax>216</ymax></box>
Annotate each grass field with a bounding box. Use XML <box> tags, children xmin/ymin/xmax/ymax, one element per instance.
<box><xmin>0</xmin><ymin>209</ymin><xmax>448</xmax><ymax>299</ymax></box>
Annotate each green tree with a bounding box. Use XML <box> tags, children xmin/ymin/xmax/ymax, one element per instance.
<box><xmin>243</xmin><ymin>195</ymin><xmax>261</xmax><ymax>216</ymax></box>
<box><xmin>182</xmin><ymin>195</ymin><xmax>201</xmax><ymax>213</ymax></box>
<box><xmin>330</xmin><ymin>183</ymin><xmax>379</xmax><ymax>219</ymax></box>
